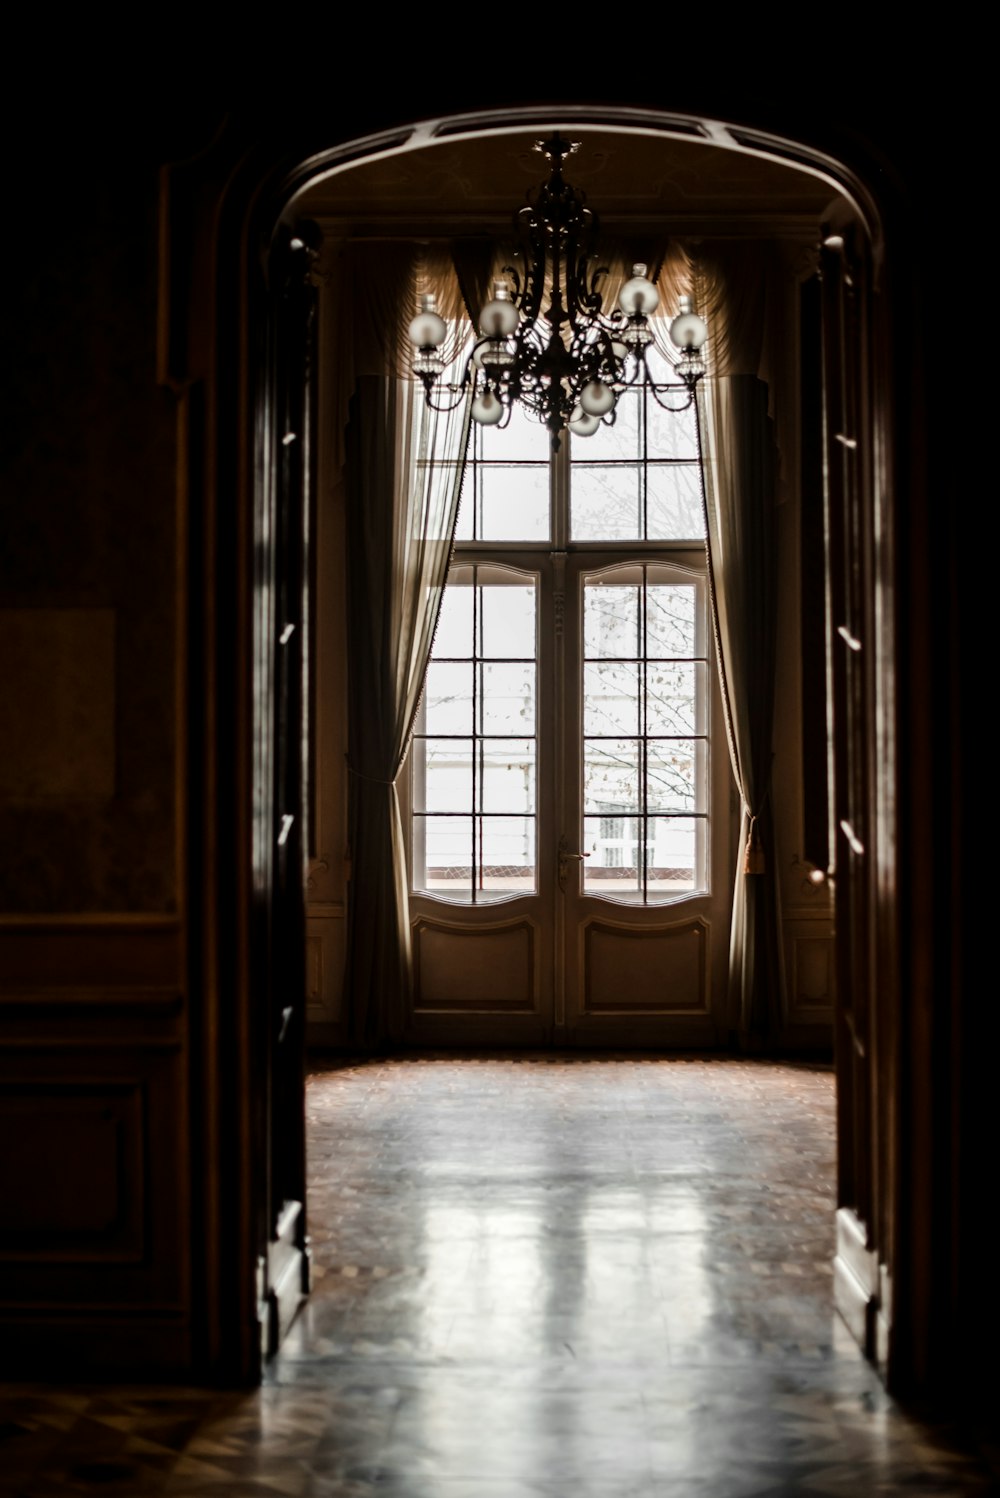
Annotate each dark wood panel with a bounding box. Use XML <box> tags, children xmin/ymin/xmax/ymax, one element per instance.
<box><xmin>0</xmin><ymin>918</ymin><xmax>181</xmax><ymax>988</ymax></box>
<box><xmin>0</xmin><ymin>1084</ymin><xmax>144</xmax><ymax>1260</ymax></box>
<box><xmin>583</xmin><ymin>918</ymin><xmax>708</xmax><ymax>1014</ymax></box>
<box><xmin>0</xmin><ymin>1046</ymin><xmax>189</xmax><ymax>1312</ymax></box>
<box><xmin>413</xmin><ymin>918</ymin><xmax>537</xmax><ymax>1013</ymax></box>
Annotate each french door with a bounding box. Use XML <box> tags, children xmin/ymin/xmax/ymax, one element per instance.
<box><xmin>403</xmin><ymin>383</ymin><xmax>733</xmax><ymax>1048</ymax></box>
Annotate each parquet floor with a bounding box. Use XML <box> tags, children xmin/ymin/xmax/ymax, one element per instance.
<box><xmin>2</xmin><ymin>1054</ymin><xmax>997</xmax><ymax>1495</ymax></box>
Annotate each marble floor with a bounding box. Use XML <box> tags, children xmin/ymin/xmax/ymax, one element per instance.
<box><xmin>2</xmin><ymin>1054</ymin><xmax>997</xmax><ymax>1496</ymax></box>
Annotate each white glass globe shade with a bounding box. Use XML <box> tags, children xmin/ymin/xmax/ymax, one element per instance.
<box><xmin>569</xmin><ymin>411</ymin><xmax>600</xmax><ymax>437</ymax></box>
<box><xmin>580</xmin><ymin>380</ymin><xmax>615</xmax><ymax>417</ymax></box>
<box><xmin>479</xmin><ymin>297</ymin><xmax>519</xmax><ymax>338</ymax></box>
<box><xmin>471</xmin><ymin>390</ymin><xmax>504</xmax><ymax>426</ymax></box>
<box><xmin>618</xmin><ymin>270</ymin><xmax>659</xmax><ymax>318</ymax></box>
<box><xmin>408</xmin><ymin>309</ymin><xmax>447</xmax><ymax>348</ymax></box>
<box><xmin>669</xmin><ymin>310</ymin><xmax>707</xmax><ymax>351</ymax></box>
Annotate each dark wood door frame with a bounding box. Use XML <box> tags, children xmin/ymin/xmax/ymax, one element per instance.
<box><xmin>162</xmin><ymin>99</ymin><xmax>963</xmax><ymax>1397</ymax></box>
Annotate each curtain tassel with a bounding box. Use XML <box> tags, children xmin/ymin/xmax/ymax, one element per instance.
<box><xmin>744</xmin><ymin>814</ymin><xmax>765</xmax><ymax>875</ymax></box>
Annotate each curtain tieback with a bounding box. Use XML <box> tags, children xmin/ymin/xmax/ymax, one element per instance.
<box><xmin>347</xmin><ymin>763</ymin><xmax>396</xmax><ymax>787</ymax></box>
<box><xmin>743</xmin><ymin>813</ymin><xmax>766</xmax><ymax>876</ymax></box>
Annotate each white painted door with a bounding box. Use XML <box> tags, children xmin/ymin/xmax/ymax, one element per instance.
<box><xmin>558</xmin><ymin>554</ymin><xmax>731</xmax><ymax>1046</ymax></box>
<box><xmin>405</xmin><ymin>364</ymin><xmax>733</xmax><ymax>1047</ymax></box>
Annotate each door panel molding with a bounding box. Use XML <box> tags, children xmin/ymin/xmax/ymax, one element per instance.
<box><xmin>413</xmin><ymin>912</ymin><xmax>539</xmax><ymax>1013</ymax></box>
<box><xmin>580</xmin><ymin>914</ymin><xmax>709</xmax><ymax>1015</ymax></box>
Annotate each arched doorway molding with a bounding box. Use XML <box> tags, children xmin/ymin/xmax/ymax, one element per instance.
<box><xmin>268</xmin><ymin>105</ymin><xmax>884</xmax><ymax>252</ymax></box>
<box><xmin>163</xmin><ymin>98</ymin><xmax>911</xmax><ymax>1390</ymax></box>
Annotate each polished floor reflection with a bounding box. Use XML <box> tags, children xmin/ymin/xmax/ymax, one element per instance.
<box><xmin>2</xmin><ymin>1055</ymin><xmax>997</xmax><ymax>1495</ymax></box>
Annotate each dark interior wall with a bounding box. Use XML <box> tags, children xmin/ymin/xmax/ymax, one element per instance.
<box><xmin>0</xmin><ymin>126</ymin><xmax>177</xmax><ymax>910</ymax></box>
<box><xmin>0</xmin><ymin>77</ymin><xmax>989</xmax><ymax>1401</ymax></box>
<box><xmin>0</xmin><ymin>109</ymin><xmax>207</xmax><ymax>1376</ymax></box>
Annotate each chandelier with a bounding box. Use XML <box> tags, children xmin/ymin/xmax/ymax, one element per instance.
<box><xmin>406</xmin><ymin>134</ymin><xmax>707</xmax><ymax>448</ymax></box>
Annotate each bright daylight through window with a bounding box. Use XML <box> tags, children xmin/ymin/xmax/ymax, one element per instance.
<box><xmin>410</xmin><ymin>346</ymin><xmax>710</xmax><ymax>905</ymax></box>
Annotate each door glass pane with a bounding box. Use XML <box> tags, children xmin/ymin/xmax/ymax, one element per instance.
<box><xmin>583</xmin><ymin>567</ymin><xmax>709</xmax><ymax>903</ymax></box>
<box><xmin>481</xmin><ymin>740</ymin><xmax>535</xmax><ymax>813</ymax></box>
<box><xmin>584</xmin><ymin>583</ymin><xmax>639</xmax><ymax>658</ymax></box>
<box><xmin>647</xmin><ymin>816</ymin><xmax>701</xmax><ymax>895</ymax></box>
<box><xmin>413</xmin><ymin>568</ymin><xmax>538</xmax><ymax>902</ymax></box>
<box><xmin>418</xmin><ymin>815</ymin><xmax>473</xmax><ymax>894</ymax></box>
<box><xmin>480</xmin><ymin>816</ymin><xmax>535</xmax><ymax>894</ymax></box>
<box><xmin>424</xmin><ymin>662</ymin><xmax>473</xmax><ymax>734</ymax></box>
<box><xmin>583</xmin><ymin>815</ymin><xmax>640</xmax><ymax>897</ymax></box>
<box><xmin>418</xmin><ymin>740</ymin><xmax>473</xmax><ymax>813</ymax></box>
<box><xmin>646</xmin><ymin>739</ymin><xmax>701</xmax><ymax>813</ymax></box>
<box><xmin>646</xmin><ymin>662</ymin><xmax>705</xmax><ymax>736</ymax></box>
<box><xmin>584</xmin><ymin>740</ymin><xmax>641</xmax><ymax>814</ymax></box>
<box><xmin>434</xmin><ymin>585</ymin><xmax>474</xmax><ymax>657</ymax></box>
<box><xmin>646</xmin><ymin>584</ymin><xmax>697</xmax><ymax>657</ymax></box>
<box><xmin>482</xmin><ymin>663</ymin><xmax>536</xmax><ymax>734</ymax></box>
<box><xmin>583</xmin><ymin>662</ymin><xmax>640</xmax><ymax>736</ymax></box>
<box><xmin>482</xmin><ymin>585</ymin><xmax>535</xmax><ymax>659</ymax></box>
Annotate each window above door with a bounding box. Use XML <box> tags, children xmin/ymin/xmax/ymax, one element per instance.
<box><xmin>454</xmin><ymin>348</ymin><xmax>706</xmax><ymax>546</ymax></box>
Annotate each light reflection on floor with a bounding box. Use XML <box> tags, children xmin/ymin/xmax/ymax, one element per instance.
<box><xmin>1</xmin><ymin>1054</ymin><xmax>997</xmax><ymax>1495</ymax></box>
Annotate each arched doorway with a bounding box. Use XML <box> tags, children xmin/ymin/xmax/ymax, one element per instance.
<box><xmin>290</xmin><ymin>125</ymin><xmax>846</xmax><ymax>1057</ymax></box>
<box><xmin>167</xmin><ymin>100</ymin><xmax>898</xmax><ymax>1389</ymax></box>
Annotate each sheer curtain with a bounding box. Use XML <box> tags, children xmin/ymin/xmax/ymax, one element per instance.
<box><xmin>690</xmin><ymin>243</ymin><xmax>786</xmax><ymax>1043</ymax></box>
<box><xmin>343</xmin><ymin>377</ymin><xmax>470</xmax><ymax>1046</ymax></box>
<box><xmin>339</xmin><ymin>239</ymin><xmax>499</xmax><ymax>1048</ymax></box>
<box><xmin>338</xmin><ymin>242</ymin><xmax>487</xmax><ymax>1047</ymax></box>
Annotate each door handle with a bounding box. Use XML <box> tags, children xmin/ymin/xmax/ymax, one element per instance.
<box><xmin>558</xmin><ymin>835</ymin><xmax>590</xmax><ymax>891</ymax></box>
<box><xmin>278</xmin><ymin>1005</ymin><xmax>294</xmax><ymax>1043</ymax></box>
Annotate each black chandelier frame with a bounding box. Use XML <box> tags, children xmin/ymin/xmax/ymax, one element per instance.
<box><xmin>409</xmin><ymin>134</ymin><xmax>707</xmax><ymax>448</ymax></box>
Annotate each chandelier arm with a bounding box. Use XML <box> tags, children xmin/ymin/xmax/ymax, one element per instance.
<box><xmin>420</xmin><ymin>383</ymin><xmax>475</xmax><ymax>414</ymax></box>
<box><xmin>407</xmin><ymin>136</ymin><xmax>708</xmax><ymax>444</ymax></box>
<box><xmin>645</xmin><ymin>381</ymin><xmax>699</xmax><ymax>414</ymax></box>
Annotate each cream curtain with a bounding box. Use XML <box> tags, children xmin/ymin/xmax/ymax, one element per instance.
<box><xmin>691</xmin><ymin>242</ymin><xmax>786</xmax><ymax>1042</ymax></box>
<box><xmin>339</xmin><ymin>242</ymin><xmax>485</xmax><ymax>1046</ymax></box>
<box><xmin>343</xmin><ymin>374</ymin><xmax>471</xmax><ymax>1046</ymax></box>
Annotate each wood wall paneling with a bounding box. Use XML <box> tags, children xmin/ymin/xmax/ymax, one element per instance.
<box><xmin>0</xmin><ymin>922</ymin><xmax>191</xmax><ymax>1374</ymax></box>
<box><xmin>305</xmin><ymin>905</ymin><xmax>346</xmax><ymax>1027</ymax></box>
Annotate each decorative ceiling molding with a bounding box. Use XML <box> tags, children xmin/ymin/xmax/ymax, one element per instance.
<box><xmin>296</xmin><ymin>129</ymin><xmax>847</xmax><ymax>246</ymax></box>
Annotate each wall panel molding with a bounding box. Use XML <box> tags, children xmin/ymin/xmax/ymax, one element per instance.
<box><xmin>0</xmin><ymin>1082</ymin><xmax>145</xmax><ymax>1263</ymax></box>
<box><xmin>306</xmin><ymin>905</ymin><xmax>345</xmax><ymax>1027</ymax></box>
<box><xmin>782</xmin><ymin>914</ymin><xmax>835</xmax><ymax>1030</ymax></box>
<box><xmin>0</xmin><ymin>919</ymin><xmax>182</xmax><ymax>989</ymax></box>
<box><xmin>0</xmin><ymin>1043</ymin><xmax>189</xmax><ymax>1314</ymax></box>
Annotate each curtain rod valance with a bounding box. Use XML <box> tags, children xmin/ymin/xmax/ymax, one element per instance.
<box><xmin>325</xmin><ymin>235</ymin><xmax>794</xmax><ymax>480</ymax></box>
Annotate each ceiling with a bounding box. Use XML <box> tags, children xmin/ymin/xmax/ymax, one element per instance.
<box><xmin>297</xmin><ymin>127</ymin><xmax>845</xmax><ymax>241</ymax></box>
